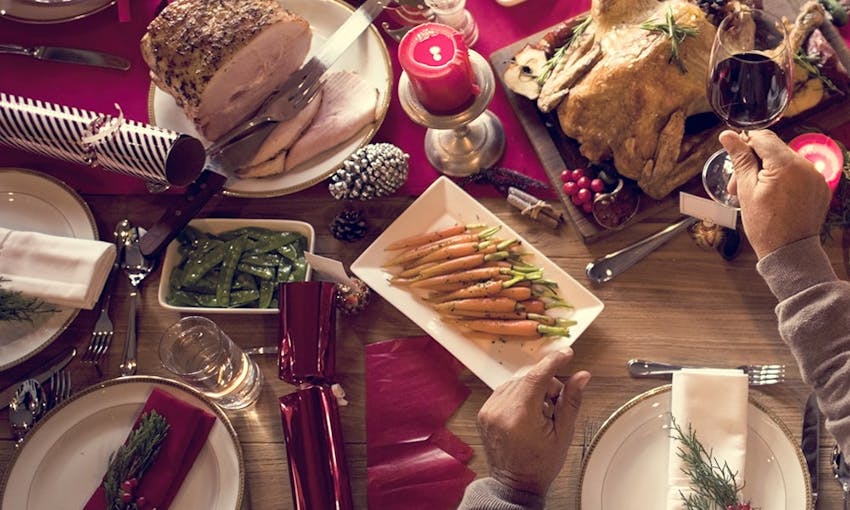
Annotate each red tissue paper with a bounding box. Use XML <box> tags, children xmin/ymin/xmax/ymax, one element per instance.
<box><xmin>279</xmin><ymin>385</ymin><xmax>353</xmax><ymax>510</ymax></box>
<box><xmin>366</xmin><ymin>336</ymin><xmax>475</xmax><ymax>510</ymax></box>
<box><xmin>84</xmin><ymin>387</ymin><xmax>216</xmax><ymax>510</ymax></box>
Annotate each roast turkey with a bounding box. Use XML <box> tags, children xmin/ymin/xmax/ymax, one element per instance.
<box><xmin>140</xmin><ymin>0</ymin><xmax>311</xmax><ymax>142</ymax></box>
<box><xmin>506</xmin><ymin>0</ymin><xmax>828</xmax><ymax>199</ymax></box>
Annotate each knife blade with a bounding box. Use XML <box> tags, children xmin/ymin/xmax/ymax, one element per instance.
<box><xmin>802</xmin><ymin>392</ymin><xmax>821</xmax><ymax>507</ymax></box>
<box><xmin>0</xmin><ymin>44</ymin><xmax>130</xmax><ymax>71</ymax></box>
<box><xmin>0</xmin><ymin>346</ymin><xmax>76</xmax><ymax>411</ymax></box>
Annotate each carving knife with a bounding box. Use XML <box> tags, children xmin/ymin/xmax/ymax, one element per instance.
<box><xmin>0</xmin><ymin>347</ymin><xmax>76</xmax><ymax>411</ymax></box>
<box><xmin>802</xmin><ymin>392</ymin><xmax>821</xmax><ymax>508</ymax></box>
<box><xmin>0</xmin><ymin>44</ymin><xmax>130</xmax><ymax>71</ymax></box>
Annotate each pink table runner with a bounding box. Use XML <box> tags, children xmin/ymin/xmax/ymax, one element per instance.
<box><xmin>0</xmin><ymin>0</ymin><xmax>584</xmax><ymax>195</ymax></box>
<box><xmin>1</xmin><ymin>1</ymin><xmax>849</xmax><ymax>196</ymax></box>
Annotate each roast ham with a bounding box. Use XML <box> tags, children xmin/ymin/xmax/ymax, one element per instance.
<box><xmin>140</xmin><ymin>0</ymin><xmax>311</xmax><ymax>142</ymax></box>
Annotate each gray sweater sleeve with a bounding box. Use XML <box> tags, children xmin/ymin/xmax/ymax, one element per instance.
<box><xmin>757</xmin><ymin>236</ymin><xmax>850</xmax><ymax>455</ymax></box>
<box><xmin>457</xmin><ymin>478</ymin><xmax>545</xmax><ymax>510</ymax></box>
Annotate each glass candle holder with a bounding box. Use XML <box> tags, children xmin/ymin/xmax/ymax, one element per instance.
<box><xmin>398</xmin><ymin>49</ymin><xmax>505</xmax><ymax>177</ymax></box>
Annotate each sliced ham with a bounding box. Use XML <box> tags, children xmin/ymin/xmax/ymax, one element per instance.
<box><xmin>285</xmin><ymin>71</ymin><xmax>379</xmax><ymax>172</ymax></box>
<box><xmin>237</xmin><ymin>152</ymin><xmax>286</xmax><ymax>178</ymax></box>
<box><xmin>141</xmin><ymin>0</ymin><xmax>311</xmax><ymax>142</ymax></box>
<box><xmin>248</xmin><ymin>89</ymin><xmax>324</xmax><ymax>166</ymax></box>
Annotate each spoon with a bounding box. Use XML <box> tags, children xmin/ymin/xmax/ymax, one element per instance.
<box><xmin>833</xmin><ymin>445</ymin><xmax>850</xmax><ymax>509</ymax></box>
<box><xmin>119</xmin><ymin>225</ymin><xmax>156</xmax><ymax>376</ymax></box>
<box><xmin>9</xmin><ymin>379</ymin><xmax>47</xmax><ymax>445</ymax></box>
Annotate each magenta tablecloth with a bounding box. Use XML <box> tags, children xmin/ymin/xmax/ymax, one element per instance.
<box><xmin>1</xmin><ymin>1</ymin><xmax>849</xmax><ymax>196</ymax></box>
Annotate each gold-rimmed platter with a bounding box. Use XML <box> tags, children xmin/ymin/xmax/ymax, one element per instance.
<box><xmin>0</xmin><ymin>168</ymin><xmax>97</xmax><ymax>371</ymax></box>
<box><xmin>0</xmin><ymin>376</ymin><xmax>244</xmax><ymax>509</ymax></box>
<box><xmin>0</xmin><ymin>0</ymin><xmax>115</xmax><ymax>24</ymax></box>
<box><xmin>148</xmin><ymin>0</ymin><xmax>393</xmax><ymax>198</ymax></box>
<box><xmin>578</xmin><ymin>385</ymin><xmax>811</xmax><ymax>509</ymax></box>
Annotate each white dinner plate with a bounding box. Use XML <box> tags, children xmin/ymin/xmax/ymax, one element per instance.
<box><xmin>0</xmin><ymin>0</ymin><xmax>115</xmax><ymax>23</ymax></box>
<box><xmin>579</xmin><ymin>385</ymin><xmax>812</xmax><ymax>510</ymax></box>
<box><xmin>351</xmin><ymin>176</ymin><xmax>605</xmax><ymax>389</ymax></box>
<box><xmin>0</xmin><ymin>168</ymin><xmax>97</xmax><ymax>370</ymax></box>
<box><xmin>0</xmin><ymin>376</ymin><xmax>244</xmax><ymax>509</ymax></box>
<box><xmin>149</xmin><ymin>0</ymin><xmax>392</xmax><ymax>198</ymax></box>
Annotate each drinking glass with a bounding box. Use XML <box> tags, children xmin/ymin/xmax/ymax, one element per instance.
<box><xmin>159</xmin><ymin>316</ymin><xmax>262</xmax><ymax>410</ymax></box>
<box><xmin>703</xmin><ymin>8</ymin><xmax>793</xmax><ymax>208</ymax></box>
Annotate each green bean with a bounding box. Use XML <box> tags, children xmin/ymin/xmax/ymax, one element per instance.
<box><xmin>241</xmin><ymin>253</ymin><xmax>281</xmax><ymax>267</ymax></box>
<box><xmin>250</xmin><ymin>232</ymin><xmax>303</xmax><ymax>254</ymax></box>
<box><xmin>237</xmin><ymin>263</ymin><xmax>276</xmax><ymax>281</ymax></box>
<box><xmin>216</xmin><ymin>236</ymin><xmax>248</xmax><ymax>307</ymax></box>
<box><xmin>276</xmin><ymin>260</ymin><xmax>292</xmax><ymax>283</ymax></box>
<box><xmin>167</xmin><ymin>290</ymin><xmax>200</xmax><ymax>307</ymax></box>
<box><xmin>218</xmin><ymin>227</ymin><xmax>277</xmax><ymax>241</ymax></box>
<box><xmin>288</xmin><ymin>258</ymin><xmax>308</xmax><ymax>282</ymax></box>
<box><xmin>177</xmin><ymin>225</ymin><xmax>205</xmax><ymax>246</ymax></box>
<box><xmin>230</xmin><ymin>289</ymin><xmax>260</xmax><ymax>307</ymax></box>
<box><xmin>258</xmin><ymin>280</ymin><xmax>274</xmax><ymax>309</ymax></box>
<box><xmin>182</xmin><ymin>243</ymin><xmax>227</xmax><ymax>285</ymax></box>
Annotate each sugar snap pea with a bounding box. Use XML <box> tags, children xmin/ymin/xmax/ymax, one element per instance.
<box><xmin>169</xmin><ymin>225</ymin><xmax>310</xmax><ymax>309</ymax></box>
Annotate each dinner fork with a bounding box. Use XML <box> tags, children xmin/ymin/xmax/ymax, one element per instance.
<box><xmin>47</xmin><ymin>369</ymin><xmax>71</xmax><ymax>409</ymax></box>
<box><xmin>627</xmin><ymin>359</ymin><xmax>786</xmax><ymax>386</ymax></box>
<box><xmin>82</xmin><ymin>299</ymin><xmax>114</xmax><ymax>368</ymax></box>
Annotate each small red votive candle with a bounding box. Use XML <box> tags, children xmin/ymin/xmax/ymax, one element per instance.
<box><xmin>789</xmin><ymin>133</ymin><xmax>845</xmax><ymax>193</ymax></box>
<box><xmin>398</xmin><ymin>22</ymin><xmax>479</xmax><ymax>115</ymax></box>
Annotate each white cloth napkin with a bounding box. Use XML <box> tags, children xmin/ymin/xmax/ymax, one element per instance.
<box><xmin>0</xmin><ymin>227</ymin><xmax>116</xmax><ymax>310</ymax></box>
<box><xmin>666</xmin><ymin>368</ymin><xmax>749</xmax><ymax>510</ymax></box>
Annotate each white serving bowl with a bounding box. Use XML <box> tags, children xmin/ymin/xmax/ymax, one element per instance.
<box><xmin>157</xmin><ymin>218</ymin><xmax>315</xmax><ymax>314</ymax></box>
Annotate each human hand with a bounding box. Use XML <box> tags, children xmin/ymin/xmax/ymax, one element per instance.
<box><xmin>476</xmin><ymin>349</ymin><xmax>591</xmax><ymax>496</ymax></box>
<box><xmin>720</xmin><ymin>129</ymin><xmax>831</xmax><ymax>259</ymax></box>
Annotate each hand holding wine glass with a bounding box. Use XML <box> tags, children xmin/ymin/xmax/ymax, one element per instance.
<box><xmin>703</xmin><ymin>8</ymin><xmax>794</xmax><ymax>208</ymax></box>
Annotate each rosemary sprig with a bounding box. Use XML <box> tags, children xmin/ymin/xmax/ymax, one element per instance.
<box><xmin>669</xmin><ymin>418</ymin><xmax>746</xmax><ymax>510</ymax></box>
<box><xmin>536</xmin><ymin>15</ymin><xmax>592</xmax><ymax>86</ymax></box>
<box><xmin>0</xmin><ymin>278</ymin><xmax>58</xmax><ymax>322</ymax></box>
<box><xmin>641</xmin><ymin>6</ymin><xmax>699</xmax><ymax>73</ymax></box>
<box><xmin>795</xmin><ymin>50</ymin><xmax>841</xmax><ymax>94</ymax></box>
<box><xmin>103</xmin><ymin>411</ymin><xmax>170</xmax><ymax>510</ymax></box>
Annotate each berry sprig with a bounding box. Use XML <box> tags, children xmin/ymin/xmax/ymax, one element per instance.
<box><xmin>102</xmin><ymin>411</ymin><xmax>169</xmax><ymax>510</ymax></box>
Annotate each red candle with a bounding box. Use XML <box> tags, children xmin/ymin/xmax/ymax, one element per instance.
<box><xmin>398</xmin><ymin>22</ymin><xmax>479</xmax><ymax>115</ymax></box>
<box><xmin>789</xmin><ymin>133</ymin><xmax>845</xmax><ymax>193</ymax></box>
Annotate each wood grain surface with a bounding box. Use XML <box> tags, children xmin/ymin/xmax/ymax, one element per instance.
<box><xmin>0</xmin><ymin>191</ymin><xmax>844</xmax><ymax>508</ymax></box>
<box><xmin>490</xmin><ymin>0</ymin><xmax>850</xmax><ymax>244</ymax></box>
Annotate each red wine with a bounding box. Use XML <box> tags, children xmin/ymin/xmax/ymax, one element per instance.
<box><xmin>708</xmin><ymin>51</ymin><xmax>789</xmax><ymax>130</ymax></box>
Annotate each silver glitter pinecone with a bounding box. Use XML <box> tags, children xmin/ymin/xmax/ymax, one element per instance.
<box><xmin>329</xmin><ymin>143</ymin><xmax>409</xmax><ymax>200</ymax></box>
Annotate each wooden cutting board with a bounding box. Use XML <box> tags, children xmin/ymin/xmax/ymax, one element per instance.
<box><xmin>490</xmin><ymin>0</ymin><xmax>850</xmax><ymax>243</ymax></box>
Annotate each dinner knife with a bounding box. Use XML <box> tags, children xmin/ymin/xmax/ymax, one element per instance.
<box><xmin>802</xmin><ymin>392</ymin><xmax>821</xmax><ymax>507</ymax></box>
<box><xmin>0</xmin><ymin>44</ymin><xmax>130</xmax><ymax>71</ymax></box>
<box><xmin>0</xmin><ymin>346</ymin><xmax>76</xmax><ymax>411</ymax></box>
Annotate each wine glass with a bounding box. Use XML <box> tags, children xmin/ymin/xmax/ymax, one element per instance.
<box><xmin>703</xmin><ymin>8</ymin><xmax>794</xmax><ymax>208</ymax></box>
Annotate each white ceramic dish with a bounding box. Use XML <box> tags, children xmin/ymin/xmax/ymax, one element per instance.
<box><xmin>579</xmin><ymin>385</ymin><xmax>812</xmax><ymax>510</ymax></box>
<box><xmin>0</xmin><ymin>376</ymin><xmax>243</xmax><ymax>509</ymax></box>
<box><xmin>0</xmin><ymin>168</ymin><xmax>97</xmax><ymax>370</ymax></box>
<box><xmin>157</xmin><ymin>218</ymin><xmax>315</xmax><ymax>314</ymax></box>
<box><xmin>0</xmin><ymin>0</ymin><xmax>114</xmax><ymax>23</ymax></box>
<box><xmin>149</xmin><ymin>0</ymin><xmax>392</xmax><ymax>198</ymax></box>
<box><xmin>350</xmin><ymin>177</ymin><xmax>604</xmax><ymax>389</ymax></box>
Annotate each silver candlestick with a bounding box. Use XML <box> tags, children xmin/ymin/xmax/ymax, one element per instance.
<box><xmin>398</xmin><ymin>50</ymin><xmax>505</xmax><ymax>177</ymax></box>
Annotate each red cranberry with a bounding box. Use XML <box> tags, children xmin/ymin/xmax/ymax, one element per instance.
<box><xmin>590</xmin><ymin>178</ymin><xmax>605</xmax><ymax>192</ymax></box>
<box><xmin>562</xmin><ymin>181</ymin><xmax>578</xmax><ymax>196</ymax></box>
<box><xmin>560</xmin><ymin>169</ymin><xmax>573</xmax><ymax>182</ymax></box>
<box><xmin>571</xmin><ymin>168</ymin><xmax>585</xmax><ymax>181</ymax></box>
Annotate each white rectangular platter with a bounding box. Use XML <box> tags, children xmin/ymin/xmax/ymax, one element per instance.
<box><xmin>351</xmin><ymin>176</ymin><xmax>604</xmax><ymax>389</ymax></box>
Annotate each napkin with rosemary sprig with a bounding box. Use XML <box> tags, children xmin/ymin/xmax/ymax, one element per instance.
<box><xmin>667</xmin><ymin>368</ymin><xmax>749</xmax><ymax>510</ymax></box>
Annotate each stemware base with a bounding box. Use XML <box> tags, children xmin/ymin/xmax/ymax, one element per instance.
<box><xmin>703</xmin><ymin>148</ymin><xmax>740</xmax><ymax>209</ymax></box>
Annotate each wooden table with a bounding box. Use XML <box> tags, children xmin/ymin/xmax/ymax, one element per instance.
<box><xmin>0</xmin><ymin>191</ymin><xmax>843</xmax><ymax>508</ymax></box>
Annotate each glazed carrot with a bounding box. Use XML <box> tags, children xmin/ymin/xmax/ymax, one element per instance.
<box><xmin>385</xmin><ymin>224</ymin><xmax>476</xmax><ymax>251</ymax></box>
<box><xmin>520</xmin><ymin>299</ymin><xmax>546</xmax><ymax>314</ymax></box>
<box><xmin>498</xmin><ymin>286</ymin><xmax>533</xmax><ymax>301</ymax></box>
<box><xmin>411</xmin><ymin>274</ymin><xmax>512</xmax><ymax>292</ymax></box>
<box><xmin>433</xmin><ymin>297</ymin><xmax>521</xmax><ymax>313</ymax></box>
<box><xmin>450</xmin><ymin>319</ymin><xmax>570</xmax><ymax>338</ymax></box>
<box><xmin>414</xmin><ymin>241</ymin><xmax>496</xmax><ymax>266</ymax></box>
<box><xmin>384</xmin><ymin>226</ymin><xmax>501</xmax><ymax>266</ymax></box>
<box><xmin>397</xmin><ymin>262</ymin><xmax>439</xmax><ymax>279</ymax></box>
<box><xmin>441</xmin><ymin>310</ymin><xmax>574</xmax><ymax>327</ymax></box>
<box><xmin>428</xmin><ymin>279</ymin><xmax>505</xmax><ymax>302</ymax></box>
<box><xmin>418</xmin><ymin>251</ymin><xmax>510</xmax><ymax>279</ymax></box>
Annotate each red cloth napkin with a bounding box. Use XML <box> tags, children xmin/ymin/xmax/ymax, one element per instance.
<box><xmin>84</xmin><ymin>387</ymin><xmax>216</xmax><ymax>510</ymax></box>
<box><xmin>366</xmin><ymin>336</ymin><xmax>475</xmax><ymax>510</ymax></box>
